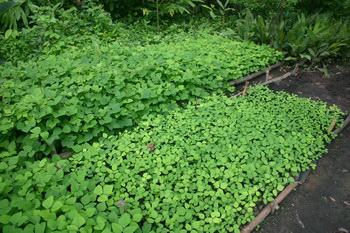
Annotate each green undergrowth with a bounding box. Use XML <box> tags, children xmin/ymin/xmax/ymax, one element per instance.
<box><xmin>0</xmin><ymin>86</ymin><xmax>343</xmax><ymax>233</ymax></box>
<box><xmin>0</xmin><ymin>35</ymin><xmax>282</xmax><ymax>160</ymax></box>
<box><xmin>0</xmin><ymin>5</ymin><xmax>117</xmax><ymax>63</ymax></box>
<box><xmin>0</xmin><ymin>5</ymin><xmax>220</xmax><ymax>64</ymax></box>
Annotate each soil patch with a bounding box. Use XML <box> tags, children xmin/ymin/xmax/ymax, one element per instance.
<box><xmin>269</xmin><ymin>65</ymin><xmax>350</xmax><ymax>112</ymax></box>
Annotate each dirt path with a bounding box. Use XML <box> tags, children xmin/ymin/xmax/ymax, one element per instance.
<box><xmin>258</xmin><ymin>66</ymin><xmax>350</xmax><ymax>233</ymax></box>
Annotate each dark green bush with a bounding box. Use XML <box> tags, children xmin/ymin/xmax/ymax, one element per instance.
<box><xmin>0</xmin><ymin>0</ymin><xmax>32</xmax><ymax>31</ymax></box>
<box><xmin>230</xmin><ymin>0</ymin><xmax>299</xmax><ymax>16</ymax></box>
<box><xmin>0</xmin><ymin>5</ymin><xmax>220</xmax><ymax>64</ymax></box>
<box><xmin>297</xmin><ymin>0</ymin><xmax>350</xmax><ymax>18</ymax></box>
<box><xmin>0</xmin><ymin>35</ymin><xmax>282</xmax><ymax>160</ymax></box>
<box><xmin>221</xmin><ymin>12</ymin><xmax>350</xmax><ymax>64</ymax></box>
<box><xmin>92</xmin><ymin>0</ymin><xmax>201</xmax><ymax>21</ymax></box>
<box><xmin>0</xmin><ymin>86</ymin><xmax>343</xmax><ymax>232</ymax></box>
<box><xmin>0</xmin><ymin>4</ymin><xmax>117</xmax><ymax>62</ymax></box>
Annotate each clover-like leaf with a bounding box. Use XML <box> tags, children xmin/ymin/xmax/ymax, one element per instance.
<box><xmin>42</xmin><ymin>196</ymin><xmax>54</xmax><ymax>209</ymax></box>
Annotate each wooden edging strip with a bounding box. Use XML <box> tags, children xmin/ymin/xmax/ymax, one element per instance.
<box><xmin>328</xmin><ymin>117</ymin><xmax>338</xmax><ymax>133</ymax></box>
<box><xmin>261</xmin><ymin>62</ymin><xmax>303</xmax><ymax>86</ymax></box>
<box><xmin>241</xmin><ymin>182</ymin><xmax>299</xmax><ymax>233</ymax></box>
<box><xmin>232</xmin><ymin>69</ymin><xmax>293</xmax><ymax>98</ymax></box>
<box><xmin>261</xmin><ymin>71</ymin><xmax>292</xmax><ymax>86</ymax></box>
<box><xmin>231</xmin><ymin>62</ymin><xmax>302</xmax><ymax>98</ymax></box>
<box><xmin>242</xmin><ymin>81</ymin><xmax>250</xmax><ymax>96</ymax></box>
<box><xmin>240</xmin><ymin>113</ymin><xmax>350</xmax><ymax>233</ymax></box>
<box><xmin>333</xmin><ymin>114</ymin><xmax>350</xmax><ymax>135</ymax></box>
<box><xmin>230</xmin><ymin>63</ymin><xmax>282</xmax><ymax>85</ymax></box>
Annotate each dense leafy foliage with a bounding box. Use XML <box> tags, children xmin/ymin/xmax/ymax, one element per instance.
<box><xmin>0</xmin><ymin>35</ymin><xmax>282</xmax><ymax>159</ymax></box>
<box><xmin>0</xmin><ymin>0</ymin><xmax>31</xmax><ymax>31</ymax></box>
<box><xmin>0</xmin><ymin>4</ymin><xmax>117</xmax><ymax>62</ymax></box>
<box><xmin>0</xmin><ymin>86</ymin><xmax>343</xmax><ymax>232</ymax></box>
<box><xmin>221</xmin><ymin>12</ymin><xmax>350</xmax><ymax>64</ymax></box>
<box><xmin>0</xmin><ymin>5</ymin><xmax>218</xmax><ymax>63</ymax></box>
<box><xmin>230</xmin><ymin>0</ymin><xmax>299</xmax><ymax>15</ymax></box>
<box><xmin>1</xmin><ymin>0</ymin><xmax>348</xmax><ymax>34</ymax></box>
<box><xmin>1</xmin><ymin>0</ymin><xmax>348</xmax><ymax>66</ymax></box>
<box><xmin>0</xmin><ymin>0</ymin><xmax>347</xmax><ymax>232</ymax></box>
<box><xmin>298</xmin><ymin>0</ymin><xmax>350</xmax><ymax>18</ymax></box>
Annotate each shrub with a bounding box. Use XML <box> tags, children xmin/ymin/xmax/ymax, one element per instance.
<box><xmin>95</xmin><ymin>0</ymin><xmax>201</xmax><ymax>20</ymax></box>
<box><xmin>0</xmin><ymin>5</ymin><xmax>223</xmax><ymax>64</ymax></box>
<box><xmin>0</xmin><ymin>4</ymin><xmax>117</xmax><ymax>63</ymax></box>
<box><xmin>222</xmin><ymin>12</ymin><xmax>350</xmax><ymax>64</ymax></box>
<box><xmin>0</xmin><ymin>0</ymin><xmax>31</xmax><ymax>32</ymax></box>
<box><xmin>297</xmin><ymin>0</ymin><xmax>350</xmax><ymax>18</ymax></box>
<box><xmin>0</xmin><ymin>35</ymin><xmax>282</xmax><ymax>160</ymax></box>
<box><xmin>284</xmin><ymin>14</ymin><xmax>350</xmax><ymax>63</ymax></box>
<box><xmin>0</xmin><ymin>86</ymin><xmax>343</xmax><ymax>232</ymax></box>
<box><xmin>229</xmin><ymin>0</ymin><xmax>299</xmax><ymax>16</ymax></box>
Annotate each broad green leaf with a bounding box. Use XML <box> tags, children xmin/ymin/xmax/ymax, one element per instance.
<box><xmin>42</xmin><ymin>196</ymin><xmax>54</xmax><ymax>209</ymax></box>
<box><xmin>72</xmin><ymin>213</ymin><xmax>85</xmax><ymax>228</ymax></box>
<box><xmin>94</xmin><ymin>185</ymin><xmax>103</xmax><ymax>195</ymax></box>
<box><xmin>118</xmin><ymin>213</ymin><xmax>131</xmax><ymax>228</ymax></box>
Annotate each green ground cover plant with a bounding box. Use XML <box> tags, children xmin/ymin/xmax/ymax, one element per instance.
<box><xmin>0</xmin><ymin>86</ymin><xmax>343</xmax><ymax>233</ymax></box>
<box><xmin>0</xmin><ymin>4</ymin><xmax>118</xmax><ymax>63</ymax></box>
<box><xmin>0</xmin><ymin>35</ymin><xmax>282</xmax><ymax>160</ymax></box>
<box><xmin>0</xmin><ymin>5</ymin><xmax>222</xmax><ymax>64</ymax></box>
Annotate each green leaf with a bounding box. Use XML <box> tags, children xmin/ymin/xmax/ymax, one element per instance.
<box><xmin>103</xmin><ymin>185</ymin><xmax>113</xmax><ymax>195</ymax></box>
<box><xmin>0</xmin><ymin>0</ymin><xmax>21</xmax><ymax>15</ymax></box>
<box><xmin>94</xmin><ymin>185</ymin><xmax>103</xmax><ymax>195</ymax></box>
<box><xmin>85</xmin><ymin>208</ymin><xmax>96</xmax><ymax>218</ymax></box>
<box><xmin>0</xmin><ymin>215</ymin><xmax>10</xmax><ymax>224</ymax></box>
<box><xmin>42</xmin><ymin>196</ymin><xmax>54</xmax><ymax>209</ymax></box>
<box><xmin>112</xmin><ymin>223</ymin><xmax>123</xmax><ymax>233</ymax></box>
<box><xmin>95</xmin><ymin>216</ymin><xmax>106</xmax><ymax>230</ymax></box>
<box><xmin>132</xmin><ymin>213</ymin><xmax>143</xmax><ymax>222</ymax></box>
<box><xmin>277</xmin><ymin>184</ymin><xmax>284</xmax><ymax>191</ymax></box>
<box><xmin>34</xmin><ymin>222</ymin><xmax>46</xmax><ymax>233</ymax></box>
<box><xmin>51</xmin><ymin>201</ymin><xmax>63</xmax><ymax>212</ymax></box>
<box><xmin>124</xmin><ymin>224</ymin><xmax>138</xmax><ymax>233</ymax></box>
<box><xmin>72</xmin><ymin>212</ymin><xmax>85</xmax><ymax>228</ymax></box>
<box><xmin>118</xmin><ymin>213</ymin><xmax>131</xmax><ymax>228</ymax></box>
<box><xmin>0</xmin><ymin>199</ymin><xmax>10</xmax><ymax>214</ymax></box>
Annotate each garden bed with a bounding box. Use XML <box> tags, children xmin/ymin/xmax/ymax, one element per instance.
<box><xmin>258</xmin><ymin>65</ymin><xmax>350</xmax><ymax>233</ymax></box>
<box><xmin>0</xmin><ymin>35</ymin><xmax>281</xmax><ymax>159</ymax></box>
<box><xmin>1</xmin><ymin>34</ymin><xmax>348</xmax><ymax>232</ymax></box>
<box><xmin>1</xmin><ymin>0</ymin><xmax>349</xmax><ymax>231</ymax></box>
<box><xmin>0</xmin><ymin>85</ymin><xmax>345</xmax><ymax>233</ymax></box>
<box><xmin>228</xmin><ymin>64</ymin><xmax>350</xmax><ymax>232</ymax></box>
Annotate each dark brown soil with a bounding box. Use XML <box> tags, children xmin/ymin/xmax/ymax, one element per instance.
<box><xmin>257</xmin><ymin>66</ymin><xmax>350</xmax><ymax>233</ymax></box>
<box><xmin>269</xmin><ymin>66</ymin><xmax>350</xmax><ymax>112</ymax></box>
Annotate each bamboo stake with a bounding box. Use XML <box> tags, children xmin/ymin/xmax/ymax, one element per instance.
<box><xmin>230</xmin><ymin>63</ymin><xmax>282</xmax><ymax>85</ymax></box>
<box><xmin>241</xmin><ymin>182</ymin><xmax>299</xmax><ymax>233</ymax></box>
<box><xmin>333</xmin><ymin>113</ymin><xmax>350</xmax><ymax>135</ymax></box>
<box><xmin>230</xmin><ymin>62</ymin><xmax>302</xmax><ymax>99</ymax></box>
<box><xmin>327</xmin><ymin>117</ymin><xmax>337</xmax><ymax>133</ymax></box>
<box><xmin>265</xmin><ymin>69</ymin><xmax>271</xmax><ymax>81</ymax></box>
<box><xmin>261</xmin><ymin>71</ymin><xmax>292</xmax><ymax>85</ymax></box>
<box><xmin>242</xmin><ymin>81</ymin><xmax>250</xmax><ymax>96</ymax></box>
<box><xmin>260</xmin><ymin>62</ymin><xmax>303</xmax><ymax>86</ymax></box>
<box><xmin>231</xmin><ymin>69</ymin><xmax>294</xmax><ymax>99</ymax></box>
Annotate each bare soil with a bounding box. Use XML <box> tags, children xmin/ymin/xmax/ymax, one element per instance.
<box><xmin>257</xmin><ymin>65</ymin><xmax>350</xmax><ymax>233</ymax></box>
